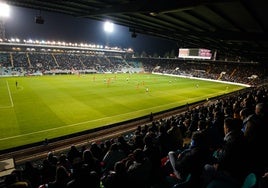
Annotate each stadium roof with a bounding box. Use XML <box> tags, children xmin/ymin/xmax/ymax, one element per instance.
<box><xmin>6</xmin><ymin>0</ymin><xmax>268</xmax><ymax>63</ymax></box>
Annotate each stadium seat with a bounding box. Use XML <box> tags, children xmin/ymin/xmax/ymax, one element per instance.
<box><xmin>241</xmin><ymin>173</ymin><xmax>257</xmax><ymax>188</ymax></box>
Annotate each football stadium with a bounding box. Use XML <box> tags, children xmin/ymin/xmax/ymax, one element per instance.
<box><xmin>0</xmin><ymin>1</ymin><xmax>268</xmax><ymax>188</ymax></box>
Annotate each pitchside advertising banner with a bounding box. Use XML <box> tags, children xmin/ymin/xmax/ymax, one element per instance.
<box><xmin>178</xmin><ymin>48</ymin><xmax>212</xmax><ymax>59</ymax></box>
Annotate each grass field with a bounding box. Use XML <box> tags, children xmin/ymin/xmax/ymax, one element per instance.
<box><xmin>0</xmin><ymin>73</ymin><xmax>245</xmax><ymax>150</ymax></box>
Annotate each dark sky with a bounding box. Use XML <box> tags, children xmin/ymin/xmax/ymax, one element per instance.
<box><xmin>4</xmin><ymin>6</ymin><xmax>178</xmax><ymax>56</ymax></box>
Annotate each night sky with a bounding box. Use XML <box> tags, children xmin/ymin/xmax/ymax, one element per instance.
<box><xmin>4</xmin><ymin>5</ymin><xmax>178</xmax><ymax>56</ymax></box>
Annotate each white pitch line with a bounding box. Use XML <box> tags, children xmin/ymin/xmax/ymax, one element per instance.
<box><xmin>0</xmin><ymin>100</ymin><xmax>179</xmax><ymax>141</ymax></box>
<box><xmin>0</xmin><ymin>80</ymin><xmax>14</xmax><ymax>108</ymax></box>
<box><xmin>0</xmin><ymin>90</ymin><xmax>228</xmax><ymax>141</ymax></box>
<box><xmin>6</xmin><ymin>80</ymin><xmax>14</xmax><ymax>108</ymax></box>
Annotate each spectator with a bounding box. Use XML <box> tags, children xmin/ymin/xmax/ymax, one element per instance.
<box><xmin>214</xmin><ymin>117</ymin><xmax>248</xmax><ymax>184</ymax></box>
<box><xmin>22</xmin><ymin>161</ymin><xmax>41</xmax><ymax>188</ymax></box>
<box><xmin>167</xmin><ymin>120</ymin><xmax>183</xmax><ymax>151</ymax></box>
<box><xmin>244</xmin><ymin>103</ymin><xmax>268</xmax><ymax>176</ymax></box>
<box><xmin>171</xmin><ymin>131</ymin><xmax>211</xmax><ymax>187</ymax></box>
<box><xmin>143</xmin><ymin>133</ymin><xmax>162</xmax><ymax>185</ymax></box>
<box><xmin>67</xmin><ymin>145</ymin><xmax>81</xmax><ymax>164</ymax></box>
<box><xmin>127</xmin><ymin>148</ymin><xmax>152</xmax><ymax>188</ymax></box>
<box><xmin>101</xmin><ymin>161</ymin><xmax>129</xmax><ymax>188</ymax></box>
<box><xmin>239</xmin><ymin>108</ymin><xmax>253</xmax><ymax>133</ymax></box>
<box><xmin>4</xmin><ymin>171</ymin><xmax>30</xmax><ymax>188</ymax></box>
<box><xmin>82</xmin><ymin>149</ymin><xmax>102</xmax><ymax>176</ymax></box>
<box><xmin>102</xmin><ymin>143</ymin><xmax>126</xmax><ymax>173</ymax></box>
<box><xmin>39</xmin><ymin>166</ymin><xmax>70</xmax><ymax>188</ymax></box>
<box><xmin>67</xmin><ymin>164</ymin><xmax>100</xmax><ymax>188</ymax></box>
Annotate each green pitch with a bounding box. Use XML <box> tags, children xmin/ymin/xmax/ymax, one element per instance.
<box><xmin>0</xmin><ymin>73</ymin><xmax>245</xmax><ymax>150</ymax></box>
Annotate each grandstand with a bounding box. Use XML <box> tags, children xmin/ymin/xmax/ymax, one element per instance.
<box><xmin>0</xmin><ymin>39</ymin><xmax>268</xmax><ymax>188</ymax></box>
<box><xmin>1</xmin><ymin>40</ymin><xmax>266</xmax><ymax>84</ymax></box>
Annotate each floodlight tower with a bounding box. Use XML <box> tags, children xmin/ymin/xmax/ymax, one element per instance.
<box><xmin>0</xmin><ymin>20</ymin><xmax>5</xmax><ymax>40</ymax></box>
<box><xmin>0</xmin><ymin>2</ymin><xmax>10</xmax><ymax>40</ymax></box>
<box><xmin>103</xmin><ymin>21</ymin><xmax>114</xmax><ymax>46</ymax></box>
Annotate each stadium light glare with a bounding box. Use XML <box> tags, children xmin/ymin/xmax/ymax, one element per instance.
<box><xmin>104</xmin><ymin>21</ymin><xmax>114</xmax><ymax>33</ymax></box>
<box><xmin>0</xmin><ymin>2</ymin><xmax>10</xmax><ymax>18</ymax></box>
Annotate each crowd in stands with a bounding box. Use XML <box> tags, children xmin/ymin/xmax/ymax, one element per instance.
<box><xmin>1</xmin><ymin>52</ymin><xmax>268</xmax><ymax>86</ymax></box>
<box><xmin>130</xmin><ymin>58</ymin><xmax>267</xmax><ymax>86</ymax></box>
<box><xmin>1</xmin><ymin>84</ymin><xmax>268</xmax><ymax>187</ymax></box>
<box><xmin>1</xmin><ymin>51</ymin><xmax>268</xmax><ymax>187</ymax></box>
<box><xmin>0</xmin><ymin>52</ymin><xmax>131</xmax><ymax>75</ymax></box>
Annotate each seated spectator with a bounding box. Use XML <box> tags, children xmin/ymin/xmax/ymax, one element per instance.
<box><xmin>203</xmin><ymin>117</ymin><xmax>248</xmax><ymax>186</ymax></box>
<box><xmin>57</xmin><ymin>154</ymin><xmax>72</xmax><ymax>173</ymax></box>
<box><xmin>127</xmin><ymin>148</ymin><xmax>153</xmax><ymax>188</ymax></box>
<box><xmin>239</xmin><ymin>108</ymin><xmax>253</xmax><ymax>133</ymax></box>
<box><xmin>244</xmin><ymin>103</ymin><xmax>268</xmax><ymax>176</ymax></box>
<box><xmin>67</xmin><ymin>145</ymin><xmax>81</xmax><ymax>164</ymax></box>
<box><xmin>67</xmin><ymin>164</ymin><xmax>100</xmax><ymax>188</ymax></box>
<box><xmin>117</xmin><ymin>135</ymin><xmax>132</xmax><ymax>155</ymax></box>
<box><xmin>102</xmin><ymin>143</ymin><xmax>126</xmax><ymax>173</ymax></box>
<box><xmin>101</xmin><ymin>161</ymin><xmax>129</xmax><ymax>188</ymax></box>
<box><xmin>22</xmin><ymin>161</ymin><xmax>41</xmax><ymax>188</ymax></box>
<box><xmin>90</xmin><ymin>142</ymin><xmax>104</xmax><ymax>161</ymax></box>
<box><xmin>156</xmin><ymin>124</ymin><xmax>170</xmax><ymax>158</ymax></box>
<box><xmin>143</xmin><ymin>132</ymin><xmax>162</xmax><ymax>185</ymax></box>
<box><xmin>39</xmin><ymin>159</ymin><xmax>56</xmax><ymax>185</ymax></box>
<box><xmin>167</xmin><ymin>121</ymin><xmax>184</xmax><ymax>151</ymax></box>
<box><xmin>39</xmin><ymin>166</ymin><xmax>70</xmax><ymax>188</ymax></box>
<box><xmin>4</xmin><ymin>170</ymin><xmax>30</xmax><ymax>188</ymax></box>
<box><xmin>170</xmin><ymin>131</ymin><xmax>211</xmax><ymax>187</ymax></box>
<box><xmin>82</xmin><ymin>149</ymin><xmax>102</xmax><ymax>176</ymax></box>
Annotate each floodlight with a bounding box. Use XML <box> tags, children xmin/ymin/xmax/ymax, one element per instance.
<box><xmin>104</xmin><ymin>21</ymin><xmax>114</xmax><ymax>33</ymax></box>
<box><xmin>0</xmin><ymin>2</ymin><xmax>10</xmax><ymax>18</ymax></box>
